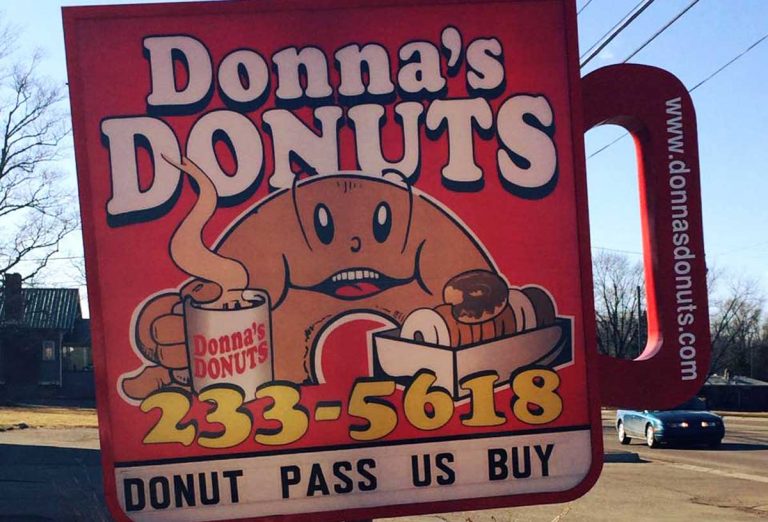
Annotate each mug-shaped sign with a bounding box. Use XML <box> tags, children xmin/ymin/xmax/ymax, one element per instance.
<box><xmin>63</xmin><ymin>0</ymin><xmax>709</xmax><ymax>520</ymax></box>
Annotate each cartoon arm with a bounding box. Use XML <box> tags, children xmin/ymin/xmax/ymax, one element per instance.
<box><xmin>122</xmin><ymin>280</ymin><xmax>221</xmax><ymax>400</ymax></box>
<box><xmin>408</xmin><ymin>193</ymin><xmax>555</xmax><ymax>345</ymax></box>
<box><xmin>121</xmin><ymin>242</ymin><xmax>289</xmax><ymax>402</ymax></box>
<box><xmin>409</xmin><ymin>193</ymin><xmax>496</xmax><ymax>295</ymax></box>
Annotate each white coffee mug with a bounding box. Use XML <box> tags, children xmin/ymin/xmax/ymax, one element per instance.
<box><xmin>183</xmin><ymin>289</ymin><xmax>273</xmax><ymax>402</ymax></box>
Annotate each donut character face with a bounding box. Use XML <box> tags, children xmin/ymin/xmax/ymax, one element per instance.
<box><xmin>288</xmin><ymin>175</ymin><xmax>416</xmax><ymax>300</ymax></box>
<box><xmin>211</xmin><ymin>172</ymin><xmax>497</xmax><ymax>380</ymax></box>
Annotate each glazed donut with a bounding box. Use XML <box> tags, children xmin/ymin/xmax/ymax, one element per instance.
<box><xmin>493</xmin><ymin>304</ymin><xmax>518</xmax><ymax>336</ymax></box>
<box><xmin>443</xmin><ymin>270</ymin><xmax>508</xmax><ymax>324</ymax></box>
<box><xmin>508</xmin><ymin>286</ymin><xmax>557</xmax><ymax>331</ymax></box>
<box><xmin>507</xmin><ymin>288</ymin><xmax>537</xmax><ymax>331</ymax></box>
<box><xmin>523</xmin><ymin>287</ymin><xmax>556</xmax><ymax>327</ymax></box>
<box><xmin>400</xmin><ymin>308</ymin><xmax>451</xmax><ymax>346</ymax></box>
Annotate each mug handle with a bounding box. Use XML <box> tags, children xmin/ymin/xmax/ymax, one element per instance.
<box><xmin>582</xmin><ymin>64</ymin><xmax>710</xmax><ymax>409</ymax></box>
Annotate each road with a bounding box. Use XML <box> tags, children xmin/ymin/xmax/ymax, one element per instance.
<box><xmin>392</xmin><ymin>412</ymin><xmax>768</xmax><ymax>522</ymax></box>
<box><xmin>0</xmin><ymin>411</ymin><xmax>766</xmax><ymax>521</ymax></box>
<box><xmin>602</xmin><ymin>411</ymin><xmax>768</xmax><ymax>490</ymax></box>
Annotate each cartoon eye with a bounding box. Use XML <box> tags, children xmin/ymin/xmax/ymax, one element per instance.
<box><xmin>373</xmin><ymin>202</ymin><xmax>391</xmax><ymax>243</ymax></box>
<box><xmin>314</xmin><ymin>203</ymin><xmax>334</xmax><ymax>244</ymax></box>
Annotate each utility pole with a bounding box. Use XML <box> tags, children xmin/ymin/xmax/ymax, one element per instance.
<box><xmin>637</xmin><ymin>285</ymin><xmax>643</xmax><ymax>351</ymax></box>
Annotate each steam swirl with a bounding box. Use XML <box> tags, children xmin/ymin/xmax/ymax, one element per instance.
<box><xmin>163</xmin><ymin>155</ymin><xmax>248</xmax><ymax>305</ymax></box>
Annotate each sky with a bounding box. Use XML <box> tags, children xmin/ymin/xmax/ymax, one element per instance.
<box><xmin>2</xmin><ymin>0</ymin><xmax>768</xmax><ymax>315</ymax></box>
<box><xmin>577</xmin><ymin>0</ymin><xmax>768</xmax><ymax>299</ymax></box>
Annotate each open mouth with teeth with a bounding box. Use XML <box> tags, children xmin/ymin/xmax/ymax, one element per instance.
<box><xmin>302</xmin><ymin>267</ymin><xmax>412</xmax><ymax>300</ymax></box>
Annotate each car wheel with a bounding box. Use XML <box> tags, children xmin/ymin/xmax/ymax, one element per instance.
<box><xmin>617</xmin><ymin>421</ymin><xmax>631</xmax><ymax>445</ymax></box>
<box><xmin>646</xmin><ymin>425</ymin><xmax>660</xmax><ymax>448</ymax></box>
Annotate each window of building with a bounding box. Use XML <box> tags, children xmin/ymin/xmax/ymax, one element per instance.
<box><xmin>42</xmin><ymin>340</ymin><xmax>56</xmax><ymax>361</ymax></box>
<box><xmin>62</xmin><ymin>346</ymin><xmax>93</xmax><ymax>372</ymax></box>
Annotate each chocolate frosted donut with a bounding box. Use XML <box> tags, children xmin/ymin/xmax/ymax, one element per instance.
<box><xmin>443</xmin><ymin>270</ymin><xmax>508</xmax><ymax>324</ymax></box>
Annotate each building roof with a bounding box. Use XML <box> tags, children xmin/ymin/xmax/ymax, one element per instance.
<box><xmin>0</xmin><ymin>288</ymin><xmax>82</xmax><ymax>331</ymax></box>
<box><xmin>707</xmin><ymin>374</ymin><xmax>768</xmax><ymax>386</ymax></box>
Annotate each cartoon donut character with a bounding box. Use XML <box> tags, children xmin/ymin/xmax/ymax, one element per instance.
<box><xmin>121</xmin><ymin>157</ymin><xmax>553</xmax><ymax>400</ymax></box>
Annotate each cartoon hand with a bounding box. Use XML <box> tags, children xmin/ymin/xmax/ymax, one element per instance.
<box><xmin>121</xmin><ymin>280</ymin><xmax>222</xmax><ymax>400</ymax></box>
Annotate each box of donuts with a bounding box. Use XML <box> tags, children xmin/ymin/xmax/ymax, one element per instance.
<box><xmin>373</xmin><ymin>277</ymin><xmax>573</xmax><ymax>399</ymax></box>
<box><xmin>63</xmin><ymin>0</ymin><xmax>710</xmax><ymax>520</ymax></box>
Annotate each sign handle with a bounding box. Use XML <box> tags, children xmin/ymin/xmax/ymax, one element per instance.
<box><xmin>582</xmin><ymin>64</ymin><xmax>710</xmax><ymax>409</ymax></box>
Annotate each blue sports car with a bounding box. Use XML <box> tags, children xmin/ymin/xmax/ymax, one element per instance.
<box><xmin>616</xmin><ymin>397</ymin><xmax>725</xmax><ymax>448</ymax></box>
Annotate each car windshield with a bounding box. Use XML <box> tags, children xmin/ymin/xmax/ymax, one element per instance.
<box><xmin>670</xmin><ymin>397</ymin><xmax>708</xmax><ymax>411</ymax></box>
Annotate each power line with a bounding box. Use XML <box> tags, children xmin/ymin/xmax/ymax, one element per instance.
<box><xmin>592</xmin><ymin>246</ymin><xmax>643</xmax><ymax>256</ymax></box>
<box><xmin>715</xmin><ymin>239</ymin><xmax>768</xmax><ymax>257</ymax></box>
<box><xmin>2</xmin><ymin>255</ymin><xmax>84</xmax><ymax>262</ymax></box>
<box><xmin>580</xmin><ymin>0</ymin><xmax>656</xmax><ymax>68</ymax></box>
<box><xmin>689</xmin><ymin>32</ymin><xmax>768</xmax><ymax>92</ymax></box>
<box><xmin>42</xmin><ymin>255</ymin><xmax>83</xmax><ymax>261</ymax></box>
<box><xmin>41</xmin><ymin>281</ymin><xmax>87</xmax><ymax>287</ymax></box>
<box><xmin>584</xmin><ymin>0</ymin><xmax>702</xmax><ymax>158</ymax></box>
<box><xmin>578</xmin><ymin>0</ymin><xmax>595</xmax><ymax>16</ymax></box>
<box><xmin>587</xmin><ymin>31</ymin><xmax>768</xmax><ymax>159</ymax></box>
<box><xmin>621</xmin><ymin>0</ymin><xmax>700</xmax><ymax>63</ymax></box>
<box><xmin>587</xmin><ymin>133</ymin><xmax>630</xmax><ymax>160</ymax></box>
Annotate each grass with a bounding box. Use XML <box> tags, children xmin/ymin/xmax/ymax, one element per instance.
<box><xmin>0</xmin><ymin>404</ymin><xmax>98</xmax><ymax>429</ymax></box>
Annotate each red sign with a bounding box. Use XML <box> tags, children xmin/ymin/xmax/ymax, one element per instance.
<box><xmin>63</xmin><ymin>0</ymin><xmax>709</xmax><ymax>520</ymax></box>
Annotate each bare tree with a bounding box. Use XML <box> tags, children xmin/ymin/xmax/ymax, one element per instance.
<box><xmin>0</xmin><ymin>21</ymin><xmax>77</xmax><ymax>283</ymax></box>
<box><xmin>592</xmin><ymin>251</ymin><xmax>768</xmax><ymax>377</ymax></box>
<box><xmin>708</xmin><ymin>275</ymin><xmax>765</xmax><ymax>377</ymax></box>
<box><xmin>592</xmin><ymin>251</ymin><xmax>646</xmax><ymax>359</ymax></box>
<box><xmin>68</xmin><ymin>255</ymin><xmax>87</xmax><ymax>286</ymax></box>
<box><xmin>755</xmin><ymin>321</ymin><xmax>768</xmax><ymax>382</ymax></box>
